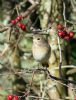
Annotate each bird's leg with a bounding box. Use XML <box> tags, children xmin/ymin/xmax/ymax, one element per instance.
<box><xmin>42</xmin><ymin>63</ymin><xmax>49</xmax><ymax>68</ymax></box>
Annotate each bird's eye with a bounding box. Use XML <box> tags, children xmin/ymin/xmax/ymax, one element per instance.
<box><xmin>37</xmin><ymin>38</ymin><xmax>40</xmax><ymax>40</ymax></box>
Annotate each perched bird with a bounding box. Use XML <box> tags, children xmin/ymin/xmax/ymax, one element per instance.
<box><xmin>32</xmin><ymin>34</ymin><xmax>51</xmax><ymax>66</ymax></box>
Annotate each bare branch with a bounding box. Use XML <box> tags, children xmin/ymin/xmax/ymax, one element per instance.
<box><xmin>22</xmin><ymin>3</ymin><xmax>39</xmax><ymax>18</ymax></box>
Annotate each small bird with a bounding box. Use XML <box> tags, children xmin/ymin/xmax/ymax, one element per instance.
<box><xmin>32</xmin><ymin>34</ymin><xmax>51</xmax><ymax>66</ymax></box>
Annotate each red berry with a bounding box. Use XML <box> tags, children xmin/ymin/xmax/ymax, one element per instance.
<box><xmin>11</xmin><ymin>20</ymin><xmax>16</xmax><ymax>25</ymax></box>
<box><xmin>17</xmin><ymin>23</ymin><xmax>22</xmax><ymax>28</ymax></box>
<box><xmin>64</xmin><ymin>36</ymin><xmax>70</xmax><ymax>41</ymax></box>
<box><xmin>21</xmin><ymin>24</ymin><xmax>26</xmax><ymax>30</ymax></box>
<box><xmin>69</xmin><ymin>31</ymin><xmax>74</xmax><ymax>38</ymax></box>
<box><xmin>7</xmin><ymin>95</ymin><xmax>13</xmax><ymax>100</ymax></box>
<box><xmin>74</xmin><ymin>97</ymin><xmax>76</xmax><ymax>100</ymax></box>
<box><xmin>13</xmin><ymin>96</ymin><xmax>19</xmax><ymax>100</ymax></box>
<box><xmin>58</xmin><ymin>31</ymin><xmax>66</xmax><ymax>38</ymax></box>
<box><xmin>57</xmin><ymin>24</ymin><xmax>64</xmax><ymax>30</ymax></box>
<box><xmin>16</xmin><ymin>15</ymin><xmax>22</xmax><ymax>21</ymax></box>
<box><xmin>18</xmin><ymin>23</ymin><xmax>26</xmax><ymax>31</ymax></box>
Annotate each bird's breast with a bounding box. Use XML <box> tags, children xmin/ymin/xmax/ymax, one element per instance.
<box><xmin>32</xmin><ymin>44</ymin><xmax>50</xmax><ymax>62</ymax></box>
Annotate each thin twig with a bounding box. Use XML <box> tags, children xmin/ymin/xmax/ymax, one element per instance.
<box><xmin>57</xmin><ymin>36</ymin><xmax>63</xmax><ymax>77</ymax></box>
<box><xmin>0</xmin><ymin>27</ymin><xmax>9</xmax><ymax>33</ymax></box>
<box><xmin>28</xmin><ymin>0</ymin><xmax>36</xmax><ymax>4</ymax></box>
<box><xmin>53</xmin><ymin>79</ymin><xmax>76</xmax><ymax>91</ymax></box>
<box><xmin>63</xmin><ymin>0</ymin><xmax>66</xmax><ymax>27</ymax></box>
<box><xmin>28</xmin><ymin>95</ymin><xmax>49</xmax><ymax>100</ymax></box>
<box><xmin>57</xmin><ymin>37</ymin><xmax>62</xmax><ymax>63</ymax></box>
<box><xmin>21</xmin><ymin>3</ymin><xmax>39</xmax><ymax>18</ymax></box>
<box><xmin>50</xmin><ymin>65</ymin><xmax>76</xmax><ymax>70</ymax></box>
<box><xmin>64</xmin><ymin>19</ymin><xmax>76</xmax><ymax>25</ymax></box>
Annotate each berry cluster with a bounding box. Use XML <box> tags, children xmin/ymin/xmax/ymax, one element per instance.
<box><xmin>7</xmin><ymin>95</ymin><xmax>19</xmax><ymax>100</ymax></box>
<box><xmin>57</xmin><ymin>24</ymin><xmax>74</xmax><ymax>41</ymax></box>
<box><xmin>11</xmin><ymin>15</ymin><xmax>26</xmax><ymax>31</ymax></box>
